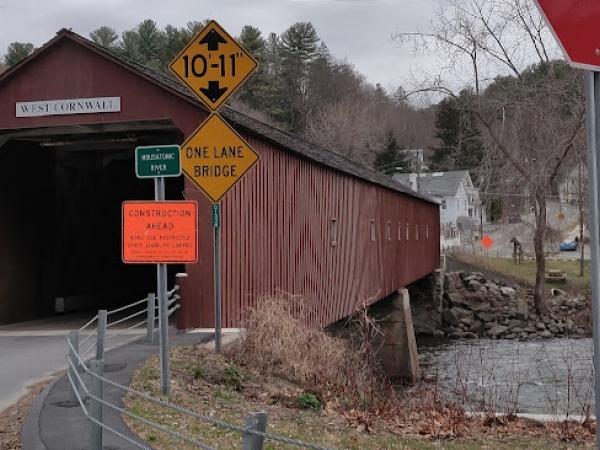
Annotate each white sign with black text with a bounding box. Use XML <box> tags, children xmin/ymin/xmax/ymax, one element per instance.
<box><xmin>16</xmin><ymin>96</ymin><xmax>121</xmax><ymax>118</ymax></box>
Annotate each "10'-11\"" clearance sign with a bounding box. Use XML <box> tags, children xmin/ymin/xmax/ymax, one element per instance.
<box><xmin>122</xmin><ymin>201</ymin><xmax>198</xmax><ymax>264</ymax></box>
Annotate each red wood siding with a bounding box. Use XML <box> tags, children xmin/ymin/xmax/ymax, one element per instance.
<box><xmin>218</xmin><ymin>133</ymin><xmax>440</xmax><ymax>328</ymax></box>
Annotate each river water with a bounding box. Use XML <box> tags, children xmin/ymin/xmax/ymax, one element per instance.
<box><xmin>418</xmin><ymin>337</ymin><xmax>594</xmax><ymax>416</ymax></box>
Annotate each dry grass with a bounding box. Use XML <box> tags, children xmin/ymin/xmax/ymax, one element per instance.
<box><xmin>230</xmin><ymin>294</ymin><xmax>392</xmax><ymax>415</ymax></box>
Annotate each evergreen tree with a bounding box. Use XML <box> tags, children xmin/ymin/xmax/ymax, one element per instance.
<box><xmin>236</xmin><ymin>26</ymin><xmax>267</xmax><ymax>109</ymax></box>
<box><xmin>431</xmin><ymin>96</ymin><xmax>459</xmax><ymax>171</ymax></box>
<box><xmin>278</xmin><ymin>22</ymin><xmax>320</xmax><ymax>132</ymax></box>
<box><xmin>374</xmin><ymin>132</ymin><xmax>407</xmax><ymax>175</ymax></box>
<box><xmin>136</xmin><ymin>19</ymin><xmax>165</xmax><ymax>68</ymax></box>
<box><xmin>89</xmin><ymin>27</ymin><xmax>119</xmax><ymax>49</ymax></box>
<box><xmin>4</xmin><ymin>42</ymin><xmax>35</xmax><ymax>66</ymax></box>
<box><xmin>431</xmin><ymin>90</ymin><xmax>483</xmax><ymax>175</ymax></box>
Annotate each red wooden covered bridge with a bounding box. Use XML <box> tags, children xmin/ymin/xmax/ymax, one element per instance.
<box><xmin>0</xmin><ymin>29</ymin><xmax>440</xmax><ymax>328</ymax></box>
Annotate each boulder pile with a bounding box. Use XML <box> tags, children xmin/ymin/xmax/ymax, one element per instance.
<box><xmin>442</xmin><ymin>271</ymin><xmax>590</xmax><ymax>340</ymax></box>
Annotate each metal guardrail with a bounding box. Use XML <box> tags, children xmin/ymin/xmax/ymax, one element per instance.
<box><xmin>66</xmin><ymin>290</ymin><xmax>335</xmax><ymax>450</ymax></box>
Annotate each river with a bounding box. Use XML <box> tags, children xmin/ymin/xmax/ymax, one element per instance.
<box><xmin>418</xmin><ymin>337</ymin><xmax>594</xmax><ymax>416</ymax></box>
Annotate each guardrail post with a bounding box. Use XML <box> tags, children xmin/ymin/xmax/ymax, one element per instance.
<box><xmin>147</xmin><ymin>293</ymin><xmax>156</xmax><ymax>343</ymax></box>
<box><xmin>96</xmin><ymin>310</ymin><xmax>107</xmax><ymax>360</ymax></box>
<box><xmin>68</xmin><ymin>330</ymin><xmax>79</xmax><ymax>403</ymax></box>
<box><xmin>89</xmin><ymin>359</ymin><xmax>104</xmax><ymax>450</ymax></box>
<box><xmin>242</xmin><ymin>411</ymin><xmax>268</xmax><ymax>450</ymax></box>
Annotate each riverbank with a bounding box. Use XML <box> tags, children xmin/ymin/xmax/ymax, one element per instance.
<box><xmin>123</xmin><ymin>296</ymin><xmax>595</xmax><ymax>449</ymax></box>
<box><xmin>124</xmin><ymin>341</ymin><xmax>595</xmax><ymax>449</ymax></box>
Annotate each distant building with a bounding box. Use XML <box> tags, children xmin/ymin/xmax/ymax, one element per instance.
<box><xmin>394</xmin><ymin>170</ymin><xmax>485</xmax><ymax>240</ymax></box>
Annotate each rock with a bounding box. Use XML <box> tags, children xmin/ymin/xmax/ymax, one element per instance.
<box><xmin>565</xmin><ymin>319</ymin><xmax>574</xmax><ymax>331</ymax></box>
<box><xmin>459</xmin><ymin>316</ymin><xmax>474</xmax><ymax>327</ymax></box>
<box><xmin>508</xmin><ymin>319</ymin><xmax>523</xmax><ymax>329</ymax></box>
<box><xmin>517</xmin><ymin>298</ymin><xmax>529</xmax><ymax>320</ymax></box>
<box><xmin>464</xmin><ymin>273</ymin><xmax>485</xmax><ymax>284</ymax></box>
<box><xmin>485</xmin><ymin>321</ymin><xmax>499</xmax><ymax>330</ymax></box>
<box><xmin>487</xmin><ymin>325</ymin><xmax>508</xmax><ymax>337</ymax></box>
<box><xmin>452</xmin><ymin>331</ymin><xmax>478</xmax><ymax>339</ymax></box>
<box><xmin>551</xmin><ymin>288</ymin><xmax>567</xmax><ymax>297</ymax></box>
<box><xmin>450</xmin><ymin>331</ymin><xmax>468</xmax><ymax>338</ymax></box>
<box><xmin>520</xmin><ymin>332</ymin><xmax>530</xmax><ymax>339</ymax></box>
<box><xmin>485</xmin><ymin>281</ymin><xmax>499</xmax><ymax>291</ymax></box>
<box><xmin>472</xmin><ymin>302</ymin><xmax>492</xmax><ymax>313</ymax></box>
<box><xmin>536</xmin><ymin>321</ymin><xmax>546</xmax><ymax>330</ymax></box>
<box><xmin>468</xmin><ymin>320</ymin><xmax>482</xmax><ymax>333</ymax></box>
<box><xmin>576</xmin><ymin>327</ymin><xmax>587</xmax><ymax>336</ymax></box>
<box><xmin>500</xmin><ymin>287</ymin><xmax>516</xmax><ymax>298</ymax></box>
<box><xmin>476</xmin><ymin>311</ymin><xmax>496</xmax><ymax>322</ymax></box>
<box><xmin>548</xmin><ymin>322</ymin><xmax>559</xmax><ymax>334</ymax></box>
<box><xmin>442</xmin><ymin>309</ymin><xmax>458</xmax><ymax>326</ymax></box>
<box><xmin>450</xmin><ymin>307</ymin><xmax>472</xmax><ymax>321</ymax></box>
<box><xmin>447</xmin><ymin>292</ymin><xmax>469</xmax><ymax>308</ymax></box>
<box><xmin>511</xmin><ymin>327</ymin><xmax>524</xmax><ymax>334</ymax></box>
<box><xmin>433</xmin><ymin>330</ymin><xmax>445</xmax><ymax>337</ymax></box>
<box><xmin>466</xmin><ymin>280</ymin><xmax>482</xmax><ymax>292</ymax></box>
<box><xmin>504</xmin><ymin>333</ymin><xmax>517</xmax><ymax>339</ymax></box>
<box><xmin>506</xmin><ymin>308</ymin><xmax>518</xmax><ymax>318</ymax></box>
<box><xmin>540</xmin><ymin>330</ymin><xmax>553</xmax><ymax>339</ymax></box>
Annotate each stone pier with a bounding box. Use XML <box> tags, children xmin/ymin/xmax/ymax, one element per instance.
<box><xmin>371</xmin><ymin>289</ymin><xmax>421</xmax><ymax>383</ymax></box>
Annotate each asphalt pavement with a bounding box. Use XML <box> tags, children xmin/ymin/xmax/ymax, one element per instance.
<box><xmin>0</xmin><ymin>313</ymin><xmax>145</xmax><ymax>414</ymax></box>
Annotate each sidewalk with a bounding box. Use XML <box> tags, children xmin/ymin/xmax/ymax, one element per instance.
<box><xmin>22</xmin><ymin>331</ymin><xmax>211</xmax><ymax>450</ymax></box>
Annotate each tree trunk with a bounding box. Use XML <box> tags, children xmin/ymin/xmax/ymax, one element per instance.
<box><xmin>533</xmin><ymin>191</ymin><xmax>547</xmax><ymax>314</ymax></box>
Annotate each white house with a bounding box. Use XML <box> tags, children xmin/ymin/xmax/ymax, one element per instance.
<box><xmin>393</xmin><ymin>170</ymin><xmax>485</xmax><ymax>240</ymax></box>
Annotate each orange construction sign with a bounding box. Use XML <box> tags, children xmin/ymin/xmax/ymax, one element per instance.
<box><xmin>122</xmin><ymin>201</ymin><xmax>198</xmax><ymax>264</ymax></box>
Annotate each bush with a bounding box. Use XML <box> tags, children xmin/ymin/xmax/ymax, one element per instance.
<box><xmin>297</xmin><ymin>393</ymin><xmax>322</xmax><ymax>410</ymax></box>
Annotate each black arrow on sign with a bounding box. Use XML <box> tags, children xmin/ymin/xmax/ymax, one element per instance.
<box><xmin>199</xmin><ymin>29</ymin><xmax>227</xmax><ymax>51</ymax></box>
<box><xmin>200</xmin><ymin>81</ymin><xmax>228</xmax><ymax>103</ymax></box>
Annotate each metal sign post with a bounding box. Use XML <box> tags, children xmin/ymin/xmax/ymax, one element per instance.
<box><xmin>154</xmin><ymin>176</ymin><xmax>171</xmax><ymax>396</ymax></box>
<box><xmin>169</xmin><ymin>19</ymin><xmax>259</xmax><ymax>355</ymax></box>
<box><xmin>213</xmin><ymin>204</ymin><xmax>222</xmax><ymax>353</ymax></box>
<box><xmin>584</xmin><ymin>71</ymin><xmax>600</xmax><ymax>446</ymax></box>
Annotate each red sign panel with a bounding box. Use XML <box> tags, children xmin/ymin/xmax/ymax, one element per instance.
<box><xmin>122</xmin><ymin>201</ymin><xmax>198</xmax><ymax>264</ymax></box>
<box><xmin>535</xmin><ymin>0</ymin><xmax>600</xmax><ymax>70</ymax></box>
<box><xmin>481</xmin><ymin>234</ymin><xmax>494</xmax><ymax>250</ymax></box>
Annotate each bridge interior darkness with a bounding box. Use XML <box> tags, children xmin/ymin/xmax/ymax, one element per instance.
<box><xmin>0</xmin><ymin>121</ymin><xmax>184</xmax><ymax>324</ymax></box>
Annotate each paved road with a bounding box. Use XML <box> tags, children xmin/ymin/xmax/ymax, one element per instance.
<box><xmin>0</xmin><ymin>314</ymin><xmax>145</xmax><ymax>413</ymax></box>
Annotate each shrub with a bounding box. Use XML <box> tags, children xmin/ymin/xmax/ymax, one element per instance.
<box><xmin>297</xmin><ymin>393</ymin><xmax>322</xmax><ymax>410</ymax></box>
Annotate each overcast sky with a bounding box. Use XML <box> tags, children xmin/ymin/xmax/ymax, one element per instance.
<box><xmin>0</xmin><ymin>0</ymin><xmax>439</xmax><ymax>93</ymax></box>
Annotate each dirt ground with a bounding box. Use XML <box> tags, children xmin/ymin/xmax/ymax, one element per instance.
<box><xmin>0</xmin><ymin>378</ymin><xmax>54</xmax><ymax>450</ymax></box>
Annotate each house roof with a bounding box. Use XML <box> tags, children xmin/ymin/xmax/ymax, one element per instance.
<box><xmin>0</xmin><ymin>29</ymin><xmax>436</xmax><ymax>205</ymax></box>
<box><xmin>0</xmin><ymin>63</ymin><xmax>6</xmax><ymax>75</ymax></box>
<box><xmin>394</xmin><ymin>170</ymin><xmax>471</xmax><ymax>198</ymax></box>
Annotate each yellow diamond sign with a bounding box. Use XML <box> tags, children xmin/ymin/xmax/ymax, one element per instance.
<box><xmin>170</xmin><ymin>20</ymin><xmax>258</xmax><ymax>110</ymax></box>
<box><xmin>181</xmin><ymin>114</ymin><xmax>259</xmax><ymax>202</ymax></box>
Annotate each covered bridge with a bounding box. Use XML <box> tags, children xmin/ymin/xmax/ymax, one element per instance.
<box><xmin>0</xmin><ymin>29</ymin><xmax>440</xmax><ymax>328</ymax></box>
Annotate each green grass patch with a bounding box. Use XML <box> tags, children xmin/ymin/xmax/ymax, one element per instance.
<box><xmin>453</xmin><ymin>254</ymin><xmax>591</xmax><ymax>293</ymax></box>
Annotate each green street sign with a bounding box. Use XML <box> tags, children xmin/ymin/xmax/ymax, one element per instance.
<box><xmin>135</xmin><ymin>145</ymin><xmax>181</xmax><ymax>178</ymax></box>
<box><xmin>212</xmin><ymin>204</ymin><xmax>220</xmax><ymax>228</ymax></box>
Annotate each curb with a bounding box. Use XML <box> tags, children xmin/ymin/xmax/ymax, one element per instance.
<box><xmin>21</xmin><ymin>376</ymin><xmax>61</xmax><ymax>450</ymax></box>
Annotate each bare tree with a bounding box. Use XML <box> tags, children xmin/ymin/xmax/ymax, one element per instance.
<box><xmin>394</xmin><ymin>0</ymin><xmax>585</xmax><ymax>313</ymax></box>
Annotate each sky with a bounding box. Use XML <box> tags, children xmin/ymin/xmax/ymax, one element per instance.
<box><xmin>0</xmin><ymin>0</ymin><xmax>439</xmax><ymax>93</ymax></box>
